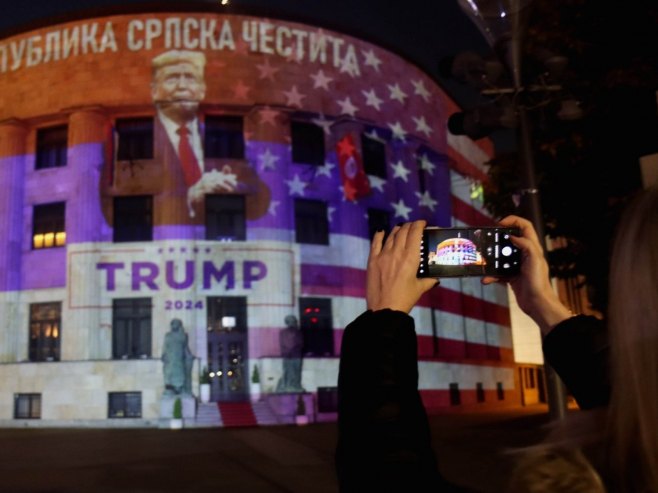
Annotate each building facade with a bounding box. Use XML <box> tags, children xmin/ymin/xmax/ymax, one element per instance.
<box><xmin>0</xmin><ymin>10</ymin><xmax>519</xmax><ymax>426</ymax></box>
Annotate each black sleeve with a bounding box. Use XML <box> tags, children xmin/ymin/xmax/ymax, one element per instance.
<box><xmin>335</xmin><ymin>309</ymin><xmax>461</xmax><ymax>492</ymax></box>
<box><xmin>542</xmin><ymin>315</ymin><xmax>610</xmax><ymax>409</ymax></box>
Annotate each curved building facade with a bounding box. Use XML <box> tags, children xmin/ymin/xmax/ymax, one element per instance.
<box><xmin>0</xmin><ymin>10</ymin><xmax>518</xmax><ymax>426</ymax></box>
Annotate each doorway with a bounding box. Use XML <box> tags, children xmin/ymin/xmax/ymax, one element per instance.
<box><xmin>206</xmin><ymin>296</ymin><xmax>248</xmax><ymax>402</ymax></box>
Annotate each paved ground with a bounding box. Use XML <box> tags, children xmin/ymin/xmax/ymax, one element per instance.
<box><xmin>0</xmin><ymin>405</ymin><xmax>557</xmax><ymax>493</ymax></box>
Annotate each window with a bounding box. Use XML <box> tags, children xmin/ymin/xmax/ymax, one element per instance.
<box><xmin>29</xmin><ymin>302</ymin><xmax>61</xmax><ymax>362</ymax></box>
<box><xmin>367</xmin><ymin>208</ymin><xmax>391</xmax><ymax>241</ymax></box>
<box><xmin>108</xmin><ymin>392</ymin><xmax>142</xmax><ymax>418</ymax></box>
<box><xmin>417</xmin><ymin>156</ymin><xmax>427</xmax><ymax>193</ymax></box>
<box><xmin>205</xmin><ymin>194</ymin><xmax>246</xmax><ymax>241</ymax></box>
<box><xmin>36</xmin><ymin>125</ymin><xmax>67</xmax><ymax>169</ymax></box>
<box><xmin>361</xmin><ymin>133</ymin><xmax>387</xmax><ymax>178</ymax></box>
<box><xmin>291</xmin><ymin>121</ymin><xmax>325</xmax><ymax>165</ymax></box>
<box><xmin>14</xmin><ymin>394</ymin><xmax>41</xmax><ymax>419</ymax></box>
<box><xmin>112</xmin><ymin>298</ymin><xmax>151</xmax><ymax>359</ymax></box>
<box><xmin>113</xmin><ymin>195</ymin><xmax>153</xmax><ymax>243</ymax></box>
<box><xmin>294</xmin><ymin>199</ymin><xmax>329</xmax><ymax>245</ymax></box>
<box><xmin>476</xmin><ymin>382</ymin><xmax>485</xmax><ymax>403</ymax></box>
<box><xmin>32</xmin><ymin>202</ymin><xmax>66</xmax><ymax>249</ymax></box>
<box><xmin>449</xmin><ymin>383</ymin><xmax>461</xmax><ymax>406</ymax></box>
<box><xmin>317</xmin><ymin>387</ymin><xmax>339</xmax><ymax>413</ymax></box>
<box><xmin>116</xmin><ymin>118</ymin><xmax>154</xmax><ymax>161</ymax></box>
<box><xmin>497</xmin><ymin>382</ymin><xmax>505</xmax><ymax>400</ymax></box>
<box><xmin>299</xmin><ymin>297</ymin><xmax>333</xmax><ymax>356</ymax></box>
<box><xmin>204</xmin><ymin>115</ymin><xmax>244</xmax><ymax>159</ymax></box>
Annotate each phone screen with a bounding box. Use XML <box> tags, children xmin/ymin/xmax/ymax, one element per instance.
<box><xmin>418</xmin><ymin>227</ymin><xmax>521</xmax><ymax>278</ymax></box>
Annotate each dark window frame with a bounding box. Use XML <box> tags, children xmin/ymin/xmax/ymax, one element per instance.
<box><xmin>299</xmin><ymin>297</ymin><xmax>334</xmax><ymax>357</ymax></box>
<box><xmin>32</xmin><ymin>202</ymin><xmax>66</xmax><ymax>249</ymax></box>
<box><xmin>361</xmin><ymin>133</ymin><xmax>387</xmax><ymax>178</ymax></box>
<box><xmin>35</xmin><ymin>125</ymin><xmax>68</xmax><ymax>169</ymax></box>
<box><xmin>14</xmin><ymin>393</ymin><xmax>41</xmax><ymax>419</ymax></box>
<box><xmin>112</xmin><ymin>298</ymin><xmax>152</xmax><ymax>360</ymax></box>
<box><xmin>28</xmin><ymin>302</ymin><xmax>61</xmax><ymax>362</ymax></box>
<box><xmin>497</xmin><ymin>382</ymin><xmax>505</xmax><ymax>400</ymax></box>
<box><xmin>294</xmin><ymin>199</ymin><xmax>329</xmax><ymax>245</ymax></box>
<box><xmin>204</xmin><ymin>115</ymin><xmax>245</xmax><ymax>159</ymax></box>
<box><xmin>205</xmin><ymin>194</ymin><xmax>246</xmax><ymax>241</ymax></box>
<box><xmin>108</xmin><ymin>391</ymin><xmax>142</xmax><ymax>418</ymax></box>
<box><xmin>113</xmin><ymin>195</ymin><xmax>153</xmax><ymax>243</ymax></box>
<box><xmin>367</xmin><ymin>208</ymin><xmax>391</xmax><ymax>241</ymax></box>
<box><xmin>291</xmin><ymin>121</ymin><xmax>325</xmax><ymax>166</ymax></box>
<box><xmin>449</xmin><ymin>382</ymin><xmax>461</xmax><ymax>406</ymax></box>
<box><xmin>476</xmin><ymin>382</ymin><xmax>485</xmax><ymax>403</ymax></box>
<box><xmin>116</xmin><ymin>117</ymin><xmax>154</xmax><ymax>161</ymax></box>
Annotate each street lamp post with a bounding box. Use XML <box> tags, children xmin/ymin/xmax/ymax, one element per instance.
<box><xmin>456</xmin><ymin>0</ymin><xmax>568</xmax><ymax>420</ymax></box>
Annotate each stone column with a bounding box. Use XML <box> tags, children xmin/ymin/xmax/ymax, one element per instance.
<box><xmin>66</xmin><ymin>108</ymin><xmax>108</xmax><ymax>360</ymax></box>
<box><xmin>0</xmin><ymin>120</ymin><xmax>27</xmax><ymax>362</ymax></box>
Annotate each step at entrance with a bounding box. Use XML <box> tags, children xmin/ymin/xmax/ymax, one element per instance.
<box><xmin>218</xmin><ymin>402</ymin><xmax>258</xmax><ymax>427</ymax></box>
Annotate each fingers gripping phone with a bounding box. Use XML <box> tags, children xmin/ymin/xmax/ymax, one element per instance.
<box><xmin>418</xmin><ymin>226</ymin><xmax>521</xmax><ymax>278</ymax></box>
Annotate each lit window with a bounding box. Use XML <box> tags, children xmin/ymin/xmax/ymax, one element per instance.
<box><xmin>29</xmin><ymin>302</ymin><xmax>61</xmax><ymax>362</ymax></box>
<box><xmin>32</xmin><ymin>202</ymin><xmax>65</xmax><ymax>249</ymax></box>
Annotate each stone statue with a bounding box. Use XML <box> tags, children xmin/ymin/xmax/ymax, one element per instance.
<box><xmin>276</xmin><ymin>315</ymin><xmax>304</xmax><ymax>393</ymax></box>
<box><xmin>162</xmin><ymin>318</ymin><xmax>195</xmax><ymax>396</ymax></box>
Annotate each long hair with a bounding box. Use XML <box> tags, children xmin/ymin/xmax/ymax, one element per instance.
<box><xmin>607</xmin><ymin>187</ymin><xmax>658</xmax><ymax>492</ymax></box>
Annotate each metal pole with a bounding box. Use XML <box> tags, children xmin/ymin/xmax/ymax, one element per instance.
<box><xmin>517</xmin><ymin>105</ymin><xmax>567</xmax><ymax>420</ymax></box>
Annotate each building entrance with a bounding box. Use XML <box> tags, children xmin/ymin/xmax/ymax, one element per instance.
<box><xmin>206</xmin><ymin>296</ymin><xmax>248</xmax><ymax>402</ymax></box>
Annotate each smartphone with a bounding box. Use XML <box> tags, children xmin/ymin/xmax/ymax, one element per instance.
<box><xmin>418</xmin><ymin>226</ymin><xmax>521</xmax><ymax>278</ymax></box>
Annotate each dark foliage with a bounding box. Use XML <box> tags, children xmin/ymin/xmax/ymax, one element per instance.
<box><xmin>483</xmin><ymin>0</ymin><xmax>658</xmax><ymax>311</ymax></box>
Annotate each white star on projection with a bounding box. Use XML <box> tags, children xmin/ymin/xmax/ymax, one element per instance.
<box><xmin>327</xmin><ymin>206</ymin><xmax>336</xmax><ymax>223</ymax></box>
<box><xmin>283</xmin><ymin>85</ymin><xmax>306</xmax><ymax>107</ymax></box>
<box><xmin>364</xmin><ymin>128</ymin><xmax>386</xmax><ymax>143</ymax></box>
<box><xmin>413</xmin><ymin>116</ymin><xmax>433</xmax><ymax>138</ymax></box>
<box><xmin>310</xmin><ymin>69</ymin><xmax>333</xmax><ymax>90</ymax></box>
<box><xmin>258</xmin><ymin>148</ymin><xmax>279</xmax><ymax>171</ymax></box>
<box><xmin>391</xmin><ymin>160</ymin><xmax>411</xmax><ymax>182</ymax></box>
<box><xmin>388</xmin><ymin>83</ymin><xmax>408</xmax><ymax>104</ymax></box>
<box><xmin>285</xmin><ymin>174</ymin><xmax>307</xmax><ymax>196</ymax></box>
<box><xmin>415</xmin><ymin>191</ymin><xmax>438</xmax><ymax>211</ymax></box>
<box><xmin>362</xmin><ymin>89</ymin><xmax>384</xmax><ymax>111</ymax></box>
<box><xmin>316</xmin><ymin>161</ymin><xmax>335</xmax><ymax>178</ymax></box>
<box><xmin>337</xmin><ymin>97</ymin><xmax>359</xmax><ymax>117</ymax></box>
<box><xmin>256</xmin><ymin>58</ymin><xmax>279</xmax><ymax>80</ymax></box>
<box><xmin>412</xmin><ymin>79</ymin><xmax>431</xmax><ymax>101</ymax></box>
<box><xmin>312</xmin><ymin>115</ymin><xmax>333</xmax><ymax>135</ymax></box>
<box><xmin>418</xmin><ymin>153</ymin><xmax>436</xmax><ymax>175</ymax></box>
<box><xmin>268</xmin><ymin>200</ymin><xmax>280</xmax><ymax>216</ymax></box>
<box><xmin>362</xmin><ymin>49</ymin><xmax>383</xmax><ymax>71</ymax></box>
<box><xmin>389</xmin><ymin>121</ymin><xmax>407</xmax><ymax>140</ymax></box>
<box><xmin>368</xmin><ymin>175</ymin><xmax>386</xmax><ymax>193</ymax></box>
<box><xmin>392</xmin><ymin>199</ymin><xmax>412</xmax><ymax>220</ymax></box>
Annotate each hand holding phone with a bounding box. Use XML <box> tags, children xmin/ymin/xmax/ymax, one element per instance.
<box><xmin>418</xmin><ymin>226</ymin><xmax>521</xmax><ymax>278</ymax></box>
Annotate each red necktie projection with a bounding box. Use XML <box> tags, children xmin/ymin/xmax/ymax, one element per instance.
<box><xmin>177</xmin><ymin>126</ymin><xmax>202</xmax><ymax>186</ymax></box>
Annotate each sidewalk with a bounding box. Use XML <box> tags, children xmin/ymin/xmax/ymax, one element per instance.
<box><xmin>0</xmin><ymin>405</ymin><xmax>553</xmax><ymax>493</ymax></box>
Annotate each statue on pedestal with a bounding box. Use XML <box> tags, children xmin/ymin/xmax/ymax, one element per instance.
<box><xmin>276</xmin><ymin>315</ymin><xmax>304</xmax><ymax>393</ymax></box>
<box><xmin>162</xmin><ymin>318</ymin><xmax>194</xmax><ymax>396</ymax></box>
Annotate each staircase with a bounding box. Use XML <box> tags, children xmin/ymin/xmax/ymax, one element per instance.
<box><xmin>187</xmin><ymin>402</ymin><xmax>222</xmax><ymax>428</ymax></box>
<box><xmin>217</xmin><ymin>401</ymin><xmax>258</xmax><ymax>427</ymax></box>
